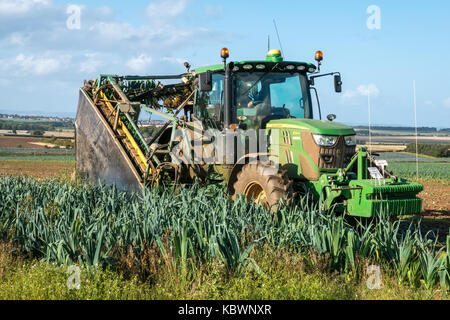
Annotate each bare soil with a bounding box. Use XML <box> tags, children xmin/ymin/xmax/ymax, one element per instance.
<box><xmin>419</xmin><ymin>180</ymin><xmax>450</xmax><ymax>218</ymax></box>
<box><xmin>357</xmin><ymin>144</ymin><xmax>407</xmax><ymax>152</ymax></box>
<box><xmin>0</xmin><ymin>136</ymin><xmax>46</xmax><ymax>148</ymax></box>
<box><xmin>43</xmin><ymin>131</ymin><xmax>74</xmax><ymax>138</ymax></box>
<box><xmin>0</xmin><ymin>160</ymin><xmax>74</xmax><ymax>180</ymax></box>
<box><xmin>406</xmin><ymin>179</ymin><xmax>450</xmax><ymax>240</ymax></box>
<box><xmin>0</xmin><ymin>135</ymin><xmax>72</xmax><ymax>149</ymax></box>
<box><xmin>28</xmin><ymin>142</ymin><xmax>59</xmax><ymax>148</ymax></box>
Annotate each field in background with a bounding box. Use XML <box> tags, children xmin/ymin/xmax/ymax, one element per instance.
<box><xmin>0</xmin><ymin>158</ymin><xmax>74</xmax><ymax>179</ymax></box>
<box><xmin>358</xmin><ymin>144</ymin><xmax>407</xmax><ymax>152</ymax></box>
<box><xmin>358</xmin><ymin>135</ymin><xmax>450</xmax><ymax>144</ymax></box>
<box><xmin>0</xmin><ymin>135</ymin><xmax>74</xmax><ymax>149</ymax></box>
<box><xmin>0</xmin><ymin>135</ymin><xmax>74</xmax><ymax>179</ymax></box>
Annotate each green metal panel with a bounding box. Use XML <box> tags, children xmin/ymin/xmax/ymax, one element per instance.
<box><xmin>267</xmin><ymin>119</ymin><xmax>355</xmax><ymax>135</ymax></box>
<box><xmin>347</xmin><ymin>198</ymin><xmax>423</xmax><ymax>218</ymax></box>
<box><xmin>193</xmin><ymin>64</ymin><xmax>225</xmax><ymax>74</ymax></box>
<box><xmin>348</xmin><ymin>179</ymin><xmax>424</xmax><ymax>195</ymax></box>
<box><xmin>346</xmin><ymin>179</ymin><xmax>423</xmax><ymax>217</ymax></box>
<box><xmin>269</xmin><ymin>127</ymin><xmax>319</xmax><ymax>180</ymax></box>
<box><xmin>357</xmin><ymin>150</ymin><xmax>368</xmax><ymax>180</ymax></box>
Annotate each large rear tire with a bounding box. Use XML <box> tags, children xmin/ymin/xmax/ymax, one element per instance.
<box><xmin>232</xmin><ymin>163</ymin><xmax>293</xmax><ymax>211</ymax></box>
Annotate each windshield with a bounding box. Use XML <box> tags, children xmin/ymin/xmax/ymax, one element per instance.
<box><xmin>234</xmin><ymin>72</ymin><xmax>312</xmax><ymax>128</ymax></box>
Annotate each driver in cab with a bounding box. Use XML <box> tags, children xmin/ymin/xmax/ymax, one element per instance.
<box><xmin>236</xmin><ymin>81</ymin><xmax>270</xmax><ymax>112</ymax></box>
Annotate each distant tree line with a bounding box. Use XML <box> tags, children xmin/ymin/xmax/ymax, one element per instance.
<box><xmin>0</xmin><ymin>120</ymin><xmax>73</xmax><ymax>132</ymax></box>
<box><xmin>356</xmin><ymin>130</ymin><xmax>395</xmax><ymax>136</ymax></box>
<box><xmin>405</xmin><ymin>143</ymin><xmax>450</xmax><ymax>158</ymax></box>
<box><xmin>139</xmin><ymin>125</ymin><xmax>160</xmax><ymax>138</ymax></box>
<box><xmin>354</xmin><ymin>126</ymin><xmax>440</xmax><ymax>132</ymax></box>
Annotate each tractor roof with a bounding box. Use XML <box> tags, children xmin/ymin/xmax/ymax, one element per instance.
<box><xmin>194</xmin><ymin>60</ymin><xmax>317</xmax><ymax>74</ymax></box>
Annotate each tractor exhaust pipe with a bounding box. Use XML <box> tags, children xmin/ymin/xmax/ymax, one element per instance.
<box><xmin>224</xmin><ymin>62</ymin><xmax>234</xmax><ymax>128</ymax></box>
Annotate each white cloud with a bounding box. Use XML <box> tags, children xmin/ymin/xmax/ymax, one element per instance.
<box><xmin>0</xmin><ymin>0</ymin><xmax>49</xmax><ymax>15</ymax></box>
<box><xmin>0</xmin><ymin>52</ymin><xmax>71</xmax><ymax>75</ymax></box>
<box><xmin>341</xmin><ymin>83</ymin><xmax>380</xmax><ymax>104</ymax></box>
<box><xmin>0</xmin><ymin>0</ymin><xmax>228</xmax><ymax>115</ymax></box>
<box><xmin>205</xmin><ymin>5</ymin><xmax>223</xmax><ymax>17</ymax></box>
<box><xmin>357</xmin><ymin>84</ymin><xmax>380</xmax><ymax>97</ymax></box>
<box><xmin>79</xmin><ymin>53</ymin><xmax>105</xmax><ymax>74</ymax></box>
<box><xmin>88</xmin><ymin>22</ymin><xmax>138</xmax><ymax>41</ymax></box>
<box><xmin>146</xmin><ymin>0</ymin><xmax>188</xmax><ymax>21</ymax></box>
<box><xmin>16</xmin><ymin>53</ymin><xmax>71</xmax><ymax>75</ymax></box>
<box><xmin>8</xmin><ymin>32</ymin><xmax>28</xmax><ymax>46</ymax></box>
<box><xmin>161</xmin><ymin>56</ymin><xmax>186</xmax><ymax>66</ymax></box>
<box><xmin>0</xmin><ymin>0</ymin><xmax>220</xmax><ymax>57</ymax></box>
<box><xmin>94</xmin><ymin>6</ymin><xmax>114</xmax><ymax>17</ymax></box>
<box><xmin>126</xmin><ymin>54</ymin><xmax>153</xmax><ymax>72</ymax></box>
<box><xmin>342</xmin><ymin>90</ymin><xmax>357</xmax><ymax>100</ymax></box>
<box><xmin>444</xmin><ymin>98</ymin><xmax>450</xmax><ymax>108</ymax></box>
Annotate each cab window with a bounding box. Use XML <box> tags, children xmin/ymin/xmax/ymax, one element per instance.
<box><xmin>195</xmin><ymin>73</ymin><xmax>224</xmax><ymax>128</ymax></box>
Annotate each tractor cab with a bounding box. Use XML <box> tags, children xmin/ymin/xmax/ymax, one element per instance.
<box><xmin>193</xmin><ymin>49</ymin><xmax>317</xmax><ymax>131</ymax></box>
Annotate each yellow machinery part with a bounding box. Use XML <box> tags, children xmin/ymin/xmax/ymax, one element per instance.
<box><xmin>99</xmin><ymin>90</ymin><xmax>149</xmax><ymax>173</ymax></box>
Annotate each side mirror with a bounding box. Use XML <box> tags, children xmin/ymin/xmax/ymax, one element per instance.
<box><xmin>327</xmin><ymin>114</ymin><xmax>336</xmax><ymax>122</ymax></box>
<box><xmin>334</xmin><ymin>74</ymin><xmax>342</xmax><ymax>93</ymax></box>
<box><xmin>199</xmin><ymin>71</ymin><xmax>212</xmax><ymax>91</ymax></box>
<box><xmin>214</xmin><ymin>104</ymin><xmax>223</xmax><ymax>122</ymax></box>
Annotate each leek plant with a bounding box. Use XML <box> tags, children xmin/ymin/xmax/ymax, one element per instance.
<box><xmin>0</xmin><ymin>177</ymin><xmax>448</xmax><ymax>292</ymax></box>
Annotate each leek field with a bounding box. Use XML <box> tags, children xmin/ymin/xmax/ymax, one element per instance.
<box><xmin>0</xmin><ymin>176</ymin><xmax>449</xmax><ymax>299</ymax></box>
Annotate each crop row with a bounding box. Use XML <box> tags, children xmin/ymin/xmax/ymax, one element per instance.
<box><xmin>0</xmin><ymin>177</ymin><xmax>448</xmax><ymax>291</ymax></box>
<box><xmin>388</xmin><ymin>162</ymin><xmax>450</xmax><ymax>180</ymax></box>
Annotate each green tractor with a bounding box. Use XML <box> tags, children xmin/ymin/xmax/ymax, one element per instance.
<box><xmin>75</xmin><ymin>48</ymin><xmax>423</xmax><ymax>218</ymax></box>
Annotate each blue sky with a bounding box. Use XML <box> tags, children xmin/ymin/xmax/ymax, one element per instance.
<box><xmin>0</xmin><ymin>0</ymin><xmax>449</xmax><ymax>127</ymax></box>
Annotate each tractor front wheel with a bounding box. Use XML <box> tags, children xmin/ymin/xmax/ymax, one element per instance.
<box><xmin>232</xmin><ymin>163</ymin><xmax>293</xmax><ymax>211</ymax></box>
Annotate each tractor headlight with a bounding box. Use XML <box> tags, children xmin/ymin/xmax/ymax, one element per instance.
<box><xmin>312</xmin><ymin>134</ymin><xmax>337</xmax><ymax>147</ymax></box>
<box><xmin>344</xmin><ymin>135</ymin><xmax>357</xmax><ymax>146</ymax></box>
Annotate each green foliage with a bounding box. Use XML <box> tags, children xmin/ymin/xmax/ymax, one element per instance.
<box><xmin>32</xmin><ymin>130</ymin><xmax>44</xmax><ymax>136</ymax></box>
<box><xmin>405</xmin><ymin>143</ymin><xmax>450</xmax><ymax>158</ymax></box>
<box><xmin>0</xmin><ymin>177</ymin><xmax>448</xmax><ymax>293</ymax></box>
<box><xmin>139</xmin><ymin>125</ymin><xmax>160</xmax><ymax>138</ymax></box>
<box><xmin>0</xmin><ymin>152</ymin><xmax>74</xmax><ymax>161</ymax></box>
<box><xmin>0</xmin><ymin>119</ymin><xmax>73</xmax><ymax>132</ymax></box>
<box><xmin>0</xmin><ymin>262</ymin><xmax>149</xmax><ymax>300</ymax></box>
<box><xmin>388</xmin><ymin>162</ymin><xmax>450</xmax><ymax>180</ymax></box>
<box><xmin>0</xmin><ymin>242</ymin><xmax>443</xmax><ymax>300</ymax></box>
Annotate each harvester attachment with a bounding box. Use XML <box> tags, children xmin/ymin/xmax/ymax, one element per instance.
<box><xmin>75</xmin><ymin>74</ymin><xmax>195</xmax><ymax>193</ymax></box>
<box><xmin>311</xmin><ymin>148</ymin><xmax>423</xmax><ymax>218</ymax></box>
<box><xmin>75</xmin><ymin>89</ymin><xmax>144</xmax><ymax>192</ymax></box>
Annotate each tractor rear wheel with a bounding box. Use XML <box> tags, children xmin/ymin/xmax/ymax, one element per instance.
<box><xmin>232</xmin><ymin>163</ymin><xmax>293</xmax><ymax>211</ymax></box>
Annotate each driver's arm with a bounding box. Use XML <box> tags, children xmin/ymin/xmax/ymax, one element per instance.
<box><xmin>247</xmin><ymin>87</ymin><xmax>261</xmax><ymax>108</ymax></box>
